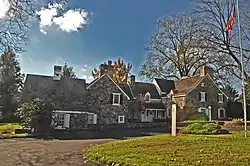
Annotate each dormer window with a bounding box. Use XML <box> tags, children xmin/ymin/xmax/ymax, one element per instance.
<box><xmin>144</xmin><ymin>92</ymin><xmax>151</xmax><ymax>103</ymax></box>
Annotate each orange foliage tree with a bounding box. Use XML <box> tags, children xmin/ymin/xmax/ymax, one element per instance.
<box><xmin>92</xmin><ymin>58</ymin><xmax>132</xmax><ymax>84</ymax></box>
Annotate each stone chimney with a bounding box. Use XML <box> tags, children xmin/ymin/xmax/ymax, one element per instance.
<box><xmin>53</xmin><ymin>65</ymin><xmax>62</xmax><ymax>80</ymax></box>
<box><xmin>200</xmin><ymin>66</ymin><xmax>214</xmax><ymax>77</ymax></box>
<box><xmin>108</xmin><ymin>60</ymin><xmax>112</xmax><ymax>66</ymax></box>
<box><xmin>127</xmin><ymin>75</ymin><xmax>135</xmax><ymax>84</ymax></box>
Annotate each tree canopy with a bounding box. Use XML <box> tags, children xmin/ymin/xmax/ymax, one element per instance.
<box><xmin>0</xmin><ymin>0</ymin><xmax>68</xmax><ymax>53</ymax></box>
<box><xmin>140</xmin><ymin>13</ymin><xmax>213</xmax><ymax>80</ymax></box>
<box><xmin>0</xmin><ymin>47</ymin><xmax>24</xmax><ymax>121</ymax></box>
<box><xmin>62</xmin><ymin>63</ymin><xmax>77</xmax><ymax>78</ymax></box>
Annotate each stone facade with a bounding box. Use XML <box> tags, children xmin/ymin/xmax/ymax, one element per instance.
<box><xmin>174</xmin><ymin>75</ymin><xmax>228</xmax><ymax>121</ymax></box>
<box><xmin>87</xmin><ymin>75</ymin><xmax>132</xmax><ymax>124</ymax></box>
<box><xmin>69</xmin><ymin>113</ymin><xmax>89</xmax><ymax>130</ymax></box>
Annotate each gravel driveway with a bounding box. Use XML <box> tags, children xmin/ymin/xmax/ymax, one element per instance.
<box><xmin>0</xmin><ymin>138</ymin><xmax>113</xmax><ymax>166</ymax></box>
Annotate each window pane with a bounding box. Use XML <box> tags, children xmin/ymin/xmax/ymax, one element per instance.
<box><xmin>113</xmin><ymin>94</ymin><xmax>119</xmax><ymax>104</ymax></box>
<box><xmin>220</xmin><ymin>109</ymin><xmax>224</xmax><ymax>118</ymax></box>
<box><xmin>57</xmin><ymin>113</ymin><xmax>64</xmax><ymax>126</ymax></box>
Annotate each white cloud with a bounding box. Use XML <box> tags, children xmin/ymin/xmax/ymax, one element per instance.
<box><xmin>0</xmin><ymin>0</ymin><xmax>10</xmax><ymax>19</ymax></box>
<box><xmin>81</xmin><ymin>68</ymin><xmax>87</xmax><ymax>72</ymax></box>
<box><xmin>36</xmin><ymin>3</ymin><xmax>89</xmax><ymax>34</ymax></box>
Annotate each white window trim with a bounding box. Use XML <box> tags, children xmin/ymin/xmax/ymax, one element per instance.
<box><xmin>218</xmin><ymin>93</ymin><xmax>224</xmax><ymax>103</ymax></box>
<box><xmin>118</xmin><ymin>115</ymin><xmax>125</xmax><ymax>123</ymax></box>
<box><xmin>218</xmin><ymin>108</ymin><xmax>226</xmax><ymax>119</ymax></box>
<box><xmin>200</xmin><ymin>92</ymin><xmax>206</xmax><ymax>102</ymax></box>
<box><xmin>112</xmin><ymin>93</ymin><xmax>121</xmax><ymax>105</ymax></box>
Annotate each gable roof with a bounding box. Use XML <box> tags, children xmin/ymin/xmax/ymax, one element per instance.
<box><xmin>22</xmin><ymin>74</ymin><xmax>88</xmax><ymax>110</ymax></box>
<box><xmin>154</xmin><ymin>78</ymin><xmax>175</xmax><ymax>94</ymax></box>
<box><xmin>131</xmin><ymin>82</ymin><xmax>161</xmax><ymax>99</ymax></box>
<box><xmin>86</xmin><ymin>74</ymin><xmax>130</xmax><ymax>100</ymax></box>
<box><xmin>118</xmin><ymin>83</ymin><xmax>134</xmax><ymax>99</ymax></box>
<box><xmin>174</xmin><ymin>75</ymin><xmax>204</xmax><ymax>95</ymax></box>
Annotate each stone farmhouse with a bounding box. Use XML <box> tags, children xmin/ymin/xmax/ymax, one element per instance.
<box><xmin>21</xmin><ymin>63</ymin><xmax>228</xmax><ymax>130</ymax></box>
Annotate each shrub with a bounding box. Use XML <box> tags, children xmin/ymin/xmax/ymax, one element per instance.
<box><xmin>17</xmin><ymin>98</ymin><xmax>53</xmax><ymax>134</ymax></box>
<box><xmin>180</xmin><ymin>122</ymin><xmax>221</xmax><ymax>135</ymax></box>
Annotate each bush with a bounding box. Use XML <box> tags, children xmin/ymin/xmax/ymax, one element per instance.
<box><xmin>180</xmin><ymin>123</ymin><xmax>221</xmax><ymax>135</ymax></box>
<box><xmin>17</xmin><ymin>98</ymin><xmax>53</xmax><ymax>134</ymax></box>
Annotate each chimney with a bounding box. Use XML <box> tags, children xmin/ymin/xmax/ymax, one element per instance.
<box><xmin>127</xmin><ymin>75</ymin><xmax>135</xmax><ymax>84</ymax></box>
<box><xmin>200</xmin><ymin>66</ymin><xmax>214</xmax><ymax>77</ymax></box>
<box><xmin>108</xmin><ymin>60</ymin><xmax>112</xmax><ymax>66</ymax></box>
<box><xmin>53</xmin><ymin>65</ymin><xmax>62</xmax><ymax>80</ymax></box>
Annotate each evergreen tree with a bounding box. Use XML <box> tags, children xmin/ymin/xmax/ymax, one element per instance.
<box><xmin>0</xmin><ymin>47</ymin><xmax>24</xmax><ymax>121</ymax></box>
<box><xmin>62</xmin><ymin>63</ymin><xmax>77</xmax><ymax>78</ymax></box>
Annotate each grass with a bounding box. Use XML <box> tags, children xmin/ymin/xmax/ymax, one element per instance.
<box><xmin>185</xmin><ymin>112</ymin><xmax>208</xmax><ymax>122</ymax></box>
<box><xmin>0</xmin><ymin>123</ymin><xmax>28</xmax><ymax>139</ymax></box>
<box><xmin>84</xmin><ymin>132</ymin><xmax>250</xmax><ymax>166</ymax></box>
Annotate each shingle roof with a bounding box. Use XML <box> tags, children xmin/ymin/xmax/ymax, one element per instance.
<box><xmin>118</xmin><ymin>83</ymin><xmax>134</xmax><ymax>99</ymax></box>
<box><xmin>131</xmin><ymin>82</ymin><xmax>160</xmax><ymax>99</ymax></box>
<box><xmin>22</xmin><ymin>74</ymin><xmax>88</xmax><ymax>111</ymax></box>
<box><xmin>174</xmin><ymin>75</ymin><xmax>204</xmax><ymax>95</ymax></box>
<box><xmin>154</xmin><ymin>78</ymin><xmax>175</xmax><ymax>93</ymax></box>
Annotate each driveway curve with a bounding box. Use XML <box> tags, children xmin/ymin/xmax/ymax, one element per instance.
<box><xmin>0</xmin><ymin>138</ymin><xmax>113</xmax><ymax>166</ymax></box>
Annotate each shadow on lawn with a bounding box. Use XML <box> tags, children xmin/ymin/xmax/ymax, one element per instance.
<box><xmin>34</xmin><ymin>128</ymin><xmax>170</xmax><ymax>140</ymax></box>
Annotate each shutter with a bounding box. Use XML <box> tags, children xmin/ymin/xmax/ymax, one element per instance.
<box><xmin>222</xmin><ymin>94</ymin><xmax>225</xmax><ymax>102</ymax></box>
<box><xmin>199</xmin><ymin>92</ymin><xmax>201</xmax><ymax>101</ymax></box>
<box><xmin>205</xmin><ymin>93</ymin><xmax>207</xmax><ymax>102</ymax></box>
<box><xmin>93</xmin><ymin>114</ymin><xmax>97</xmax><ymax>124</ymax></box>
<box><xmin>63</xmin><ymin>114</ymin><xmax>70</xmax><ymax>128</ymax></box>
<box><xmin>217</xmin><ymin>94</ymin><xmax>219</xmax><ymax>102</ymax></box>
<box><xmin>110</xmin><ymin>94</ymin><xmax>113</xmax><ymax>104</ymax></box>
<box><xmin>120</xmin><ymin>94</ymin><xmax>123</xmax><ymax>105</ymax></box>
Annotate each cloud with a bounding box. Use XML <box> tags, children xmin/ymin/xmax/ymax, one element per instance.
<box><xmin>36</xmin><ymin>3</ymin><xmax>89</xmax><ymax>34</ymax></box>
<box><xmin>0</xmin><ymin>0</ymin><xmax>10</xmax><ymax>19</ymax></box>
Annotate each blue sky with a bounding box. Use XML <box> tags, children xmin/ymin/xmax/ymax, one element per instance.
<box><xmin>19</xmin><ymin>0</ymin><xmax>193</xmax><ymax>82</ymax></box>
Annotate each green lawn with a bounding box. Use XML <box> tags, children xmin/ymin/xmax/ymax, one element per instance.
<box><xmin>84</xmin><ymin>132</ymin><xmax>250</xmax><ymax>166</ymax></box>
<box><xmin>0</xmin><ymin>123</ymin><xmax>28</xmax><ymax>139</ymax></box>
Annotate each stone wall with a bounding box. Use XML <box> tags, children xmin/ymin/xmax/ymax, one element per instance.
<box><xmin>187</xmin><ymin>75</ymin><xmax>227</xmax><ymax>120</ymax></box>
<box><xmin>70</xmin><ymin>113</ymin><xmax>88</xmax><ymax>130</ymax></box>
<box><xmin>87</xmin><ymin>75</ymin><xmax>132</xmax><ymax>124</ymax></box>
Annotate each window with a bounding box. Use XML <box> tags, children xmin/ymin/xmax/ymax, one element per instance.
<box><xmin>112</xmin><ymin>93</ymin><xmax>121</xmax><ymax>105</ymax></box>
<box><xmin>218</xmin><ymin>108</ymin><xmax>226</xmax><ymax>119</ymax></box>
<box><xmin>200</xmin><ymin>92</ymin><xmax>206</xmax><ymax>102</ymax></box>
<box><xmin>87</xmin><ymin>113</ymin><xmax>94</xmax><ymax>124</ymax></box>
<box><xmin>118</xmin><ymin>115</ymin><xmax>125</xmax><ymax>123</ymax></box>
<box><xmin>201</xmin><ymin>83</ymin><xmax>205</xmax><ymax>87</ymax></box>
<box><xmin>57</xmin><ymin>113</ymin><xmax>64</xmax><ymax>127</ymax></box>
<box><xmin>218</xmin><ymin>93</ymin><xmax>224</xmax><ymax>103</ymax></box>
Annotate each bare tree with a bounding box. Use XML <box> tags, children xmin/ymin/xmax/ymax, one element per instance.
<box><xmin>194</xmin><ymin>0</ymin><xmax>250</xmax><ymax>83</ymax></box>
<box><xmin>0</xmin><ymin>0</ymin><xmax>68</xmax><ymax>53</ymax></box>
<box><xmin>140</xmin><ymin>13</ymin><xmax>214</xmax><ymax>80</ymax></box>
